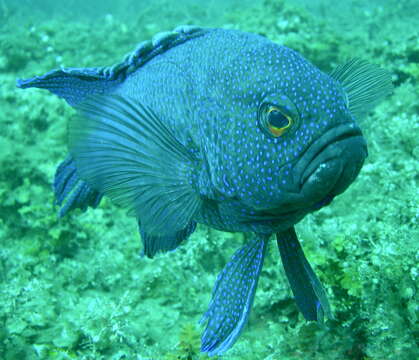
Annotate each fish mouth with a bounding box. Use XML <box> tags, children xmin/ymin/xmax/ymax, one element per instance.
<box><xmin>240</xmin><ymin>123</ymin><xmax>367</xmax><ymax>225</ymax></box>
<box><xmin>294</xmin><ymin>123</ymin><xmax>367</xmax><ymax>208</ymax></box>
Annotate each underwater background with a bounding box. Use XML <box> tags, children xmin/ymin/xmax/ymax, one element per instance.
<box><xmin>0</xmin><ymin>0</ymin><xmax>418</xmax><ymax>359</ymax></box>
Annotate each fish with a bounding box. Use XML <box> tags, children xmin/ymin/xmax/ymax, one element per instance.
<box><xmin>16</xmin><ymin>26</ymin><xmax>392</xmax><ymax>356</ymax></box>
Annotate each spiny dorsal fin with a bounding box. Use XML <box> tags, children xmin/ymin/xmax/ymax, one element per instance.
<box><xmin>101</xmin><ymin>25</ymin><xmax>206</xmax><ymax>78</ymax></box>
<box><xmin>330</xmin><ymin>58</ymin><xmax>393</xmax><ymax>119</ymax></box>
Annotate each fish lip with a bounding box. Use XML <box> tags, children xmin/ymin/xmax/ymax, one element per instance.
<box><xmin>294</xmin><ymin>123</ymin><xmax>366</xmax><ymax>189</ymax></box>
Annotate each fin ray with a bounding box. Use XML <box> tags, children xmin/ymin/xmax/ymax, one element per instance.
<box><xmin>330</xmin><ymin>58</ymin><xmax>393</xmax><ymax>119</ymax></box>
<box><xmin>69</xmin><ymin>95</ymin><xmax>202</xmax><ymax>236</ymax></box>
<box><xmin>140</xmin><ymin>221</ymin><xmax>197</xmax><ymax>258</ymax></box>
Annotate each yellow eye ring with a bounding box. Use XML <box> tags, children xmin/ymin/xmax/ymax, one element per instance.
<box><xmin>266</xmin><ymin>106</ymin><xmax>293</xmax><ymax>137</ymax></box>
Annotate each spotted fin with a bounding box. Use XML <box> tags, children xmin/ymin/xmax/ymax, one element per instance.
<box><xmin>200</xmin><ymin>234</ymin><xmax>269</xmax><ymax>356</ymax></box>
<box><xmin>16</xmin><ymin>25</ymin><xmax>206</xmax><ymax>106</ymax></box>
<box><xmin>276</xmin><ymin>228</ymin><xmax>332</xmax><ymax>322</ymax></box>
<box><xmin>330</xmin><ymin>58</ymin><xmax>393</xmax><ymax>119</ymax></box>
<box><xmin>139</xmin><ymin>221</ymin><xmax>197</xmax><ymax>258</ymax></box>
<box><xmin>53</xmin><ymin>155</ymin><xmax>103</xmax><ymax>217</ymax></box>
<box><xmin>16</xmin><ymin>67</ymin><xmax>122</xmax><ymax>106</ymax></box>
<box><xmin>68</xmin><ymin>94</ymin><xmax>202</xmax><ymax>237</ymax></box>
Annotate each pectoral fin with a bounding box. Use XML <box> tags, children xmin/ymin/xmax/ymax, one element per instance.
<box><xmin>330</xmin><ymin>58</ymin><xmax>393</xmax><ymax>119</ymax></box>
<box><xmin>139</xmin><ymin>221</ymin><xmax>197</xmax><ymax>258</ymax></box>
<box><xmin>69</xmin><ymin>94</ymin><xmax>202</xmax><ymax>237</ymax></box>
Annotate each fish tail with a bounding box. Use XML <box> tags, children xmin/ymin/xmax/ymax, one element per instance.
<box><xmin>54</xmin><ymin>155</ymin><xmax>102</xmax><ymax>217</ymax></box>
<box><xmin>276</xmin><ymin>227</ymin><xmax>332</xmax><ymax>323</ymax></box>
<box><xmin>200</xmin><ymin>234</ymin><xmax>269</xmax><ymax>356</ymax></box>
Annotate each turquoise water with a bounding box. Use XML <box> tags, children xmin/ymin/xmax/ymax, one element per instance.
<box><xmin>0</xmin><ymin>0</ymin><xmax>418</xmax><ymax>359</ymax></box>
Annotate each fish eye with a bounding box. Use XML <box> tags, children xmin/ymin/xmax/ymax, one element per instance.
<box><xmin>259</xmin><ymin>104</ymin><xmax>293</xmax><ymax>137</ymax></box>
<box><xmin>267</xmin><ymin>107</ymin><xmax>292</xmax><ymax>136</ymax></box>
<box><xmin>258</xmin><ymin>94</ymin><xmax>300</xmax><ymax>138</ymax></box>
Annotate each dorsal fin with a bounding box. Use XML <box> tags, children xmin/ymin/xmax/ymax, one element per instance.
<box><xmin>100</xmin><ymin>25</ymin><xmax>206</xmax><ymax>79</ymax></box>
<box><xmin>16</xmin><ymin>25</ymin><xmax>207</xmax><ymax>105</ymax></box>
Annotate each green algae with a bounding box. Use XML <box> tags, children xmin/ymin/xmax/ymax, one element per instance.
<box><xmin>0</xmin><ymin>1</ymin><xmax>418</xmax><ymax>359</ymax></box>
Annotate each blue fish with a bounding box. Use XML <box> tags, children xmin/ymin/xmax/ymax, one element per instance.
<box><xmin>17</xmin><ymin>26</ymin><xmax>392</xmax><ymax>356</ymax></box>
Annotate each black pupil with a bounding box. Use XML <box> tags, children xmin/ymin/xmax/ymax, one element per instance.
<box><xmin>269</xmin><ymin>110</ymin><xmax>289</xmax><ymax>128</ymax></box>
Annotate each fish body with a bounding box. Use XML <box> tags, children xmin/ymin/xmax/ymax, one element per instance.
<box><xmin>17</xmin><ymin>26</ymin><xmax>392</xmax><ymax>356</ymax></box>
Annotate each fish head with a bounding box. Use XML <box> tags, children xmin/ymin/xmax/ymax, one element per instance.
<box><xmin>254</xmin><ymin>88</ymin><xmax>367</xmax><ymax>215</ymax></box>
<box><xmin>205</xmin><ymin>42</ymin><xmax>368</xmax><ymax>220</ymax></box>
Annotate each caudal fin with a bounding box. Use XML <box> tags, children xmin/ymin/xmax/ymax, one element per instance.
<box><xmin>54</xmin><ymin>155</ymin><xmax>103</xmax><ymax>217</ymax></box>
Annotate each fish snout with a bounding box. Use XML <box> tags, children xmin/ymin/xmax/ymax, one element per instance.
<box><xmin>295</xmin><ymin>123</ymin><xmax>367</xmax><ymax>207</ymax></box>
